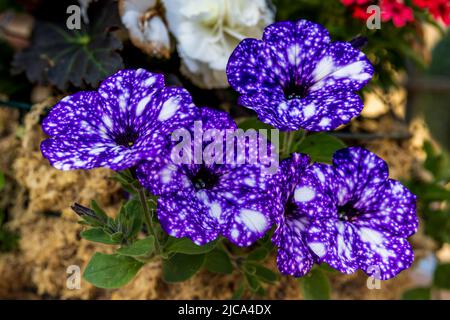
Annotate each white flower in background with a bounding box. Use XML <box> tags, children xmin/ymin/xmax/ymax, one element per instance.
<box><xmin>119</xmin><ymin>0</ymin><xmax>171</xmax><ymax>58</ymax></box>
<box><xmin>163</xmin><ymin>0</ymin><xmax>274</xmax><ymax>89</ymax></box>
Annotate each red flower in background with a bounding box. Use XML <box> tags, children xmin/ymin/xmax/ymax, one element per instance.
<box><xmin>341</xmin><ymin>0</ymin><xmax>372</xmax><ymax>21</ymax></box>
<box><xmin>341</xmin><ymin>0</ymin><xmax>370</xmax><ymax>5</ymax></box>
<box><xmin>413</xmin><ymin>0</ymin><xmax>450</xmax><ymax>26</ymax></box>
<box><xmin>381</xmin><ymin>0</ymin><xmax>414</xmax><ymax>27</ymax></box>
<box><xmin>352</xmin><ymin>6</ymin><xmax>371</xmax><ymax>20</ymax></box>
<box><xmin>341</xmin><ymin>0</ymin><xmax>416</xmax><ymax>27</ymax></box>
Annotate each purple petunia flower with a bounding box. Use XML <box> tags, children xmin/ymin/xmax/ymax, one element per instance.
<box><xmin>137</xmin><ymin>107</ymin><xmax>278</xmax><ymax>246</ymax></box>
<box><xmin>272</xmin><ymin>152</ymin><xmax>314</xmax><ymax>277</ymax></box>
<box><xmin>226</xmin><ymin>20</ymin><xmax>374</xmax><ymax>132</ymax></box>
<box><xmin>41</xmin><ymin>69</ymin><xmax>198</xmax><ymax>171</ymax></box>
<box><xmin>273</xmin><ymin>147</ymin><xmax>418</xmax><ymax>279</ymax></box>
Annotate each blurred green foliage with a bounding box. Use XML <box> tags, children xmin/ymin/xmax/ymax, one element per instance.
<box><xmin>408</xmin><ymin>142</ymin><xmax>450</xmax><ymax>245</ymax></box>
<box><xmin>419</xmin><ymin>32</ymin><xmax>450</xmax><ymax>151</ymax></box>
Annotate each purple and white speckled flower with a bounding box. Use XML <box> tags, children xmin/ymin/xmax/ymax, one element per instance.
<box><xmin>271</xmin><ymin>152</ymin><xmax>315</xmax><ymax>277</ymax></box>
<box><xmin>276</xmin><ymin>147</ymin><xmax>418</xmax><ymax>280</ymax></box>
<box><xmin>41</xmin><ymin>69</ymin><xmax>198</xmax><ymax>171</ymax></box>
<box><xmin>137</xmin><ymin>107</ymin><xmax>278</xmax><ymax>246</ymax></box>
<box><xmin>226</xmin><ymin>20</ymin><xmax>374</xmax><ymax>132</ymax></box>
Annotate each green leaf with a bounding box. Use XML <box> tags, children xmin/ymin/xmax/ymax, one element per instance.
<box><xmin>247</xmin><ymin>247</ymin><xmax>271</xmax><ymax>261</ymax></box>
<box><xmin>243</xmin><ymin>263</ymin><xmax>256</xmax><ymax>274</ymax></box>
<box><xmin>423</xmin><ymin>209</ymin><xmax>450</xmax><ymax>244</ymax></box>
<box><xmin>116</xmin><ymin>236</ymin><xmax>155</xmax><ymax>257</ymax></box>
<box><xmin>402</xmin><ymin>287</ymin><xmax>431</xmax><ymax>300</ymax></box>
<box><xmin>83</xmin><ymin>253</ymin><xmax>143</xmax><ymax>289</ymax></box>
<box><xmin>423</xmin><ymin>141</ymin><xmax>440</xmax><ymax>176</ymax></box>
<box><xmin>111</xmin><ymin>231</ymin><xmax>124</xmax><ymax>243</ymax></box>
<box><xmin>0</xmin><ymin>211</ymin><xmax>19</xmax><ymax>252</ymax></box>
<box><xmin>79</xmin><ymin>215</ymin><xmax>104</xmax><ymax>228</ymax></box>
<box><xmin>299</xmin><ymin>269</ymin><xmax>331</xmax><ymax>300</ymax></box>
<box><xmin>421</xmin><ymin>184</ymin><xmax>450</xmax><ymax>202</ymax></box>
<box><xmin>0</xmin><ymin>171</ymin><xmax>5</xmax><ymax>191</ymax></box>
<box><xmin>246</xmin><ymin>263</ymin><xmax>277</xmax><ymax>284</ymax></box>
<box><xmin>237</xmin><ymin>117</ymin><xmax>273</xmax><ymax>131</ymax></box>
<box><xmin>165</xmin><ymin>237</ymin><xmax>216</xmax><ymax>255</ymax></box>
<box><xmin>254</xmin><ymin>265</ymin><xmax>278</xmax><ymax>284</ymax></box>
<box><xmin>318</xmin><ymin>263</ymin><xmax>338</xmax><ymax>274</ymax></box>
<box><xmin>12</xmin><ymin>1</ymin><xmax>123</xmax><ymax>90</ymax></box>
<box><xmin>117</xmin><ymin>199</ymin><xmax>144</xmax><ymax>239</ymax></box>
<box><xmin>231</xmin><ymin>283</ymin><xmax>245</xmax><ymax>300</ymax></box>
<box><xmin>90</xmin><ymin>200</ymin><xmax>108</xmax><ymax>221</ymax></box>
<box><xmin>434</xmin><ymin>263</ymin><xmax>450</xmax><ymax>290</ymax></box>
<box><xmin>0</xmin><ymin>228</ymin><xmax>20</xmax><ymax>252</ymax></box>
<box><xmin>112</xmin><ymin>173</ymin><xmax>138</xmax><ymax>195</ymax></box>
<box><xmin>204</xmin><ymin>249</ymin><xmax>233</xmax><ymax>274</ymax></box>
<box><xmin>245</xmin><ymin>272</ymin><xmax>261</xmax><ymax>292</ymax></box>
<box><xmin>296</xmin><ymin>133</ymin><xmax>346</xmax><ymax>163</ymax></box>
<box><xmin>80</xmin><ymin>227</ymin><xmax>119</xmax><ymax>245</ymax></box>
<box><xmin>162</xmin><ymin>253</ymin><xmax>205</xmax><ymax>283</ymax></box>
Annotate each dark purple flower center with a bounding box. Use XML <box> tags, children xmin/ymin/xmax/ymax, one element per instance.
<box><xmin>283</xmin><ymin>82</ymin><xmax>309</xmax><ymax>100</ymax></box>
<box><xmin>114</xmin><ymin>129</ymin><xmax>139</xmax><ymax>148</ymax></box>
<box><xmin>338</xmin><ymin>202</ymin><xmax>359</xmax><ymax>222</ymax></box>
<box><xmin>285</xmin><ymin>199</ymin><xmax>298</xmax><ymax>216</ymax></box>
<box><xmin>191</xmin><ymin>166</ymin><xmax>219</xmax><ymax>190</ymax></box>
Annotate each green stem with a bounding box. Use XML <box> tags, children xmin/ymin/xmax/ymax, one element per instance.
<box><xmin>292</xmin><ymin>130</ymin><xmax>307</xmax><ymax>153</ymax></box>
<box><xmin>282</xmin><ymin>132</ymin><xmax>289</xmax><ymax>155</ymax></box>
<box><xmin>137</xmin><ymin>188</ymin><xmax>161</xmax><ymax>254</ymax></box>
<box><xmin>286</xmin><ymin>131</ymin><xmax>295</xmax><ymax>153</ymax></box>
<box><xmin>299</xmin><ymin>129</ymin><xmax>307</xmax><ymax>143</ymax></box>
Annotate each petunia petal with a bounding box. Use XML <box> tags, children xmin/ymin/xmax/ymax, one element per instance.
<box><xmin>273</xmin><ymin>153</ymin><xmax>311</xmax><ymax>217</ymax></box>
<box><xmin>296</xmin><ymin>90</ymin><xmax>364</xmax><ymax>132</ymax></box>
<box><xmin>97</xmin><ymin>68</ymin><xmax>165</xmax><ymax>131</ymax></box>
<box><xmin>42</xmin><ymin>91</ymin><xmax>110</xmax><ymax>138</ymax></box>
<box><xmin>157</xmin><ymin>189</ymin><xmax>223</xmax><ymax>245</ymax></box>
<box><xmin>355</xmin><ymin>179</ymin><xmax>418</xmax><ymax>238</ymax></box>
<box><xmin>222</xmin><ymin>203</ymin><xmax>273</xmax><ymax>247</ymax></box>
<box><xmin>308</xmin><ymin>42</ymin><xmax>373</xmax><ymax>93</ymax></box>
<box><xmin>291</xmin><ymin>164</ymin><xmax>337</xmax><ymax>219</ymax></box>
<box><xmin>136</xmin><ymin>155</ymin><xmax>193</xmax><ymax>196</ymax></box>
<box><xmin>226</xmin><ymin>38</ymin><xmax>282</xmax><ymax>95</ymax></box>
<box><xmin>332</xmin><ymin>146</ymin><xmax>389</xmax><ymax>206</ymax></box>
<box><xmin>262</xmin><ymin>20</ymin><xmax>331</xmax><ymax>85</ymax></box>
<box><xmin>312</xmin><ymin>220</ymin><xmax>360</xmax><ymax>274</ymax></box>
<box><xmin>40</xmin><ymin>137</ymin><xmax>139</xmax><ymax>171</ymax></box>
<box><xmin>217</xmin><ymin>165</ymin><xmax>275</xmax><ymax>246</ymax></box>
<box><xmin>140</xmin><ymin>86</ymin><xmax>198</xmax><ymax>134</ymax></box>
<box><xmin>271</xmin><ymin>153</ymin><xmax>316</xmax><ymax>276</ymax></box>
<box><xmin>199</xmin><ymin>107</ymin><xmax>237</xmax><ymax>131</ymax></box>
<box><xmin>237</xmin><ymin>91</ymin><xmax>289</xmax><ymax>130</ymax></box>
<box><xmin>136</xmin><ymin>107</ymin><xmax>234</xmax><ymax>195</ymax></box>
<box><xmin>273</xmin><ymin>216</ymin><xmax>315</xmax><ymax>277</ymax></box>
<box><xmin>356</xmin><ymin>227</ymin><xmax>414</xmax><ymax>280</ymax></box>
